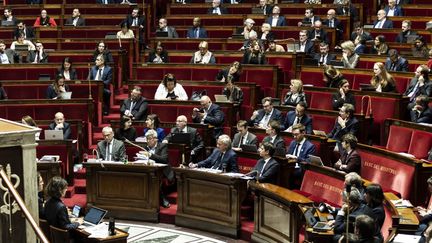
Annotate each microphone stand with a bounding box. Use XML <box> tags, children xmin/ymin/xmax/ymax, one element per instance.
<box><xmin>87</xmin><ymin>62</ymin><xmax>92</xmax><ymax>99</ymax></box>
<box><xmin>124</xmin><ymin>139</ymin><xmax>149</xmax><ymax>152</ymax></box>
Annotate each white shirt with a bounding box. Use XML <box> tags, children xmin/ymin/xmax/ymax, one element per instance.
<box><xmin>259</xmin><ymin>157</ymin><xmax>271</xmax><ymax>176</ymax></box>
<box><xmin>271</xmin><ymin>16</ymin><xmax>279</xmax><ymax>27</ymax></box>
<box><xmin>387</xmin><ymin>8</ymin><xmax>395</xmax><ymax>17</ymax></box>
<box><xmin>10</xmin><ymin>40</ymin><xmax>35</xmax><ymax>50</ymax></box>
<box><xmin>299</xmin><ymin>42</ymin><xmax>306</xmax><ymax>52</ymax></box>
<box><xmin>212</xmin><ymin>7</ymin><xmax>221</xmax><ymax>15</ymax></box>
<box><xmin>95</xmin><ymin>67</ymin><xmax>104</xmax><ymax>80</ymax></box>
<box><xmin>63</xmin><ymin>70</ymin><xmax>71</xmax><ymax>80</ymax></box>
<box><xmin>0</xmin><ymin>53</ymin><xmax>9</xmax><ymax>64</ymax></box>
<box><xmin>72</xmin><ymin>17</ymin><xmax>79</xmax><ymax>26</ymax></box>
<box><xmin>259</xmin><ymin>109</ymin><xmax>274</xmax><ymax>127</ymax></box>
<box><xmin>154</xmin><ymin>83</ymin><xmax>188</xmax><ymax>100</ymax></box>
<box><xmin>193</xmin><ymin>50</ymin><xmax>214</xmax><ymax>64</ymax></box>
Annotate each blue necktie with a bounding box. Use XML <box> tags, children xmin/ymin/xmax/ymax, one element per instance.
<box><xmin>195</xmin><ymin>28</ymin><xmax>199</xmax><ymax>38</ymax></box>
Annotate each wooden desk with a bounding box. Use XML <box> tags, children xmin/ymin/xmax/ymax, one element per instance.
<box><xmin>74</xmin><ymin>227</ymin><xmax>128</xmax><ymax>243</ymax></box>
<box><xmin>174</xmin><ymin>167</ymin><xmax>247</xmax><ymax>238</ymax></box>
<box><xmin>37</xmin><ymin>161</ymin><xmax>61</xmax><ymax>185</ymax></box>
<box><xmin>84</xmin><ymin>162</ymin><xmax>166</xmax><ymax>222</ymax></box>
<box><xmin>384</xmin><ymin>192</ymin><xmax>419</xmax><ymax>234</ymax></box>
<box><xmin>250</xmin><ymin>182</ymin><xmax>313</xmax><ymax>243</ymax></box>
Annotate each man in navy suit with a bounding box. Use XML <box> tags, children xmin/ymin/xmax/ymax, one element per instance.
<box><xmin>122</xmin><ymin>8</ymin><xmax>146</xmax><ymax>49</ymax></box>
<box><xmin>207</xmin><ymin>0</ymin><xmax>228</xmax><ymax>15</ymax></box>
<box><xmin>327</xmin><ymin>103</ymin><xmax>359</xmax><ymax>153</ymax></box>
<box><xmin>232</xmin><ymin>120</ymin><xmax>258</xmax><ymax>151</ymax></box>
<box><xmin>186</xmin><ymin>17</ymin><xmax>208</xmax><ymax>39</ymax></box>
<box><xmin>190</xmin><ymin>134</ymin><xmax>239</xmax><ymax>172</ymax></box>
<box><xmin>192</xmin><ymin>95</ymin><xmax>225</xmax><ymax>139</ymax></box>
<box><xmin>248</xmin><ymin>142</ymin><xmax>280</xmax><ymax>184</ymax></box>
<box><xmin>282</xmin><ymin>102</ymin><xmax>313</xmax><ymax>134</ymax></box>
<box><xmin>308</xmin><ymin>20</ymin><xmax>329</xmax><ymax>44</ymax></box>
<box><xmin>373</xmin><ymin>10</ymin><xmax>393</xmax><ymax>29</ymax></box>
<box><xmin>323</xmin><ymin>9</ymin><xmax>343</xmax><ymax>44</ymax></box>
<box><xmin>89</xmin><ymin>55</ymin><xmax>113</xmax><ymax>115</ymax></box>
<box><xmin>120</xmin><ymin>86</ymin><xmax>148</xmax><ymax>120</ymax></box>
<box><xmin>266</xmin><ymin>5</ymin><xmax>286</xmax><ymax>27</ymax></box>
<box><xmin>298</xmin><ymin>30</ymin><xmax>315</xmax><ymax>57</ymax></box>
<box><xmin>298</xmin><ymin>8</ymin><xmax>320</xmax><ymax>27</ymax></box>
<box><xmin>313</xmin><ymin>42</ymin><xmax>336</xmax><ymax>66</ymax></box>
<box><xmin>384</xmin><ymin>0</ymin><xmax>403</xmax><ymax>16</ymax></box>
<box><xmin>249</xmin><ymin>97</ymin><xmax>283</xmax><ymax>129</ymax></box>
<box><xmin>384</xmin><ymin>49</ymin><xmax>409</xmax><ymax>72</ymax></box>
<box><xmin>262</xmin><ymin>120</ymin><xmax>285</xmax><ymax>150</ymax></box>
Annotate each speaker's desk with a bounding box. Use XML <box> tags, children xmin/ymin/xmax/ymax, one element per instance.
<box><xmin>84</xmin><ymin>161</ymin><xmax>167</xmax><ymax>222</ymax></box>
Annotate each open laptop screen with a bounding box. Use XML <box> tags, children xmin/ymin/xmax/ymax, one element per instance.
<box><xmin>83</xmin><ymin>206</ymin><xmax>107</xmax><ymax>225</ymax></box>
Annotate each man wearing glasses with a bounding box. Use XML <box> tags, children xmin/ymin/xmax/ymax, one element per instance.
<box><xmin>27</xmin><ymin>40</ymin><xmax>48</xmax><ymax>63</ymax></box>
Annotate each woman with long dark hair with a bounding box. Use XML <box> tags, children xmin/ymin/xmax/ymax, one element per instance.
<box><xmin>57</xmin><ymin>57</ymin><xmax>77</xmax><ymax>81</ymax></box>
<box><xmin>115</xmin><ymin>116</ymin><xmax>137</xmax><ymax>141</ymax></box>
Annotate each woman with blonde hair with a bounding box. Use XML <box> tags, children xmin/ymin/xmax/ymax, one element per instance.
<box><xmin>323</xmin><ymin>65</ymin><xmax>345</xmax><ymax>88</ymax></box>
<box><xmin>370</xmin><ymin>62</ymin><xmax>397</xmax><ymax>93</ymax></box>
<box><xmin>283</xmin><ymin>79</ymin><xmax>307</xmax><ymax>107</ymax></box>
<box><xmin>341</xmin><ymin>40</ymin><xmax>359</xmax><ymax>69</ymax></box>
<box><xmin>242</xmin><ymin>18</ymin><xmax>256</xmax><ymax>40</ymax></box>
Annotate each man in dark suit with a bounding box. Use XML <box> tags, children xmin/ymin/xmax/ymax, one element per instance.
<box><xmin>120</xmin><ymin>86</ymin><xmax>147</xmax><ymax>120</ymax></box>
<box><xmin>384</xmin><ymin>0</ymin><xmax>403</xmax><ymax>16</ymax></box>
<box><xmin>248</xmin><ymin>142</ymin><xmax>280</xmax><ymax>184</ymax></box>
<box><xmin>163</xmin><ymin>115</ymin><xmax>205</xmax><ymax>163</ymax></box>
<box><xmin>249</xmin><ymin>97</ymin><xmax>283</xmax><ymax>128</ymax></box>
<box><xmin>385</xmin><ymin>49</ymin><xmax>409</xmax><ymax>72</ymax></box>
<box><xmin>65</xmin><ymin>8</ymin><xmax>85</xmax><ymax>26</ymax></box>
<box><xmin>404</xmin><ymin>65</ymin><xmax>431</xmax><ymax>106</ymax></box>
<box><xmin>89</xmin><ymin>55</ymin><xmax>113</xmax><ymax>115</ymax></box>
<box><xmin>266</xmin><ymin>5</ymin><xmax>286</xmax><ymax>27</ymax></box>
<box><xmin>298</xmin><ymin>8</ymin><xmax>320</xmax><ymax>27</ymax></box>
<box><xmin>350</xmin><ymin>22</ymin><xmax>372</xmax><ymax>42</ymax></box>
<box><xmin>186</xmin><ymin>17</ymin><xmax>208</xmax><ymax>39</ymax></box>
<box><xmin>3</xmin><ymin>8</ymin><xmax>18</xmax><ymax>26</ymax></box>
<box><xmin>190</xmin><ymin>134</ymin><xmax>239</xmax><ymax>173</ymax></box>
<box><xmin>313</xmin><ymin>42</ymin><xmax>336</xmax><ymax>66</ymax></box>
<box><xmin>207</xmin><ymin>0</ymin><xmax>228</xmax><ymax>15</ymax></box>
<box><xmin>258</xmin><ymin>0</ymin><xmax>273</xmax><ymax>16</ymax></box>
<box><xmin>96</xmin><ymin>126</ymin><xmax>126</xmax><ymax>161</ymax></box>
<box><xmin>411</xmin><ymin>96</ymin><xmax>432</xmax><ymax>124</ymax></box>
<box><xmin>122</xmin><ymin>8</ymin><xmax>146</xmax><ymax>49</ymax></box>
<box><xmin>308</xmin><ymin>20</ymin><xmax>329</xmax><ymax>44</ymax></box>
<box><xmin>373</xmin><ymin>10</ymin><xmax>393</xmax><ymax>29</ymax></box>
<box><xmin>156</xmin><ymin>18</ymin><xmax>178</xmax><ymax>38</ymax></box>
<box><xmin>323</xmin><ymin>9</ymin><xmax>343</xmax><ymax>44</ymax></box>
<box><xmin>14</xmin><ymin>21</ymin><xmax>35</xmax><ymax>40</ymax></box>
<box><xmin>27</xmin><ymin>40</ymin><xmax>48</xmax><ymax>63</ymax></box>
<box><xmin>286</xmin><ymin>124</ymin><xmax>316</xmax><ymax>164</ymax></box>
<box><xmin>48</xmin><ymin>112</ymin><xmax>72</xmax><ymax>139</ymax></box>
<box><xmin>262</xmin><ymin>120</ymin><xmax>285</xmax><ymax>150</ymax></box>
<box><xmin>336</xmin><ymin>0</ymin><xmax>359</xmax><ymax>22</ymax></box>
<box><xmin>192</xmin><ymin>95</ymin><xmax>225</xmax><ymax>139</ymax></box>
<box><xmin>282</xmin><ymin>102</ymin><xmax>313</xmax><ymax>134</ymax></box>
<box><xmin>334</xmin><ymin>133</ymin><xmax>361</xmax><ymax>173</ymax></box>
<box><xmin>327</xmin><ymin>103</ymin><xmax>359</xmax><ymax>142</ymax></box>
<box><xmin>298</xmin><ymin>30</ymin><xmax>315</xmax><ymax>57</ymax></box>
<box><xmin>395</xmin><ymin>20</ymin><xmax>417</xmax><ymax>43</ymax></box>
<box><xmin>232</xmin><ymin>120</ymin><xmax>258</xmax><ymax>151</ymax></box>
<box><xmin>0</xmin><ymin>40</ymin><xmax>17</xmax><ymax>64</ymax></box>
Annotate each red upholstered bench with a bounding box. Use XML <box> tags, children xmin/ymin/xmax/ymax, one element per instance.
<box><xmin>386</xmin><ymin>126</ymin><xmax>413</xmax><ymax>153</ymax></box>
<box><xmin>408</xmin><ymin>130</ymin><xmax>432</xmax><ymax>159</ymax></box>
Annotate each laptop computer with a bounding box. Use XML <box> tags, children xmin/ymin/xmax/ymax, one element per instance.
<box><xmin>38</xmin><ymin>74</ymin><xmax>51</xmax><ymax>81</ymax></box>
<box><xmin>360</xmin><ymin>83</ymin><xmax>376</xmax><ymax>91</ymax></box>
<box><xmin>304</xmin><ymin>207</ymin><xmax>332</xmax><ymax>232</ymax></box>
<box><xmin>240</xmin><ymin>144</ymin><xmax>258</xmax><ymax>153</ymax></box>
<box><xmin>155</xmin><ymin>31</ymin><xmax>168</xmax><ymax>38</ymax></box>
<box><xmin>15</xmin><ymin>44</ymin><xmax>28</xmax><ymax>52</ymax></box>
<box><xmin>44</xmin><ymin>130</ymin><xmax>64</xmax><ymax>140</ymax></box>
<box><xmin>214</xmin><ymin>94</ymin><xmax>230</xmax><ymax>103</ymax></box>
<box><xmin>329</xmin><ymin>60</ymin><xmax>344</xmax><ymax>68</ymax></box>
<box><xmin>70</xmin><ymin>205</ymin><xmax>81</xmax><ymax>218</ymax></box>
<box><xmin>286</xmin><ymin>43</ymin><xmax>300</xmax><ymax>53</ymax></box>
<box><xmin>1</xmin><ymin>20</ymin><xmax>14</xmax><ymax>26</ymax></box>
<box><xmin>169</xmin><ymin>132</ymin><xmax>190</xmax><ymax>144</ymax></box>
<box><xmin>309</xmin><ymin>155</ymin><xmax>324</xmax><ymax>166</ymax></box>
<box><xmin>58</xmin><ymin>92</ymin><xmax>72</xmax><ymax>100</ymax></box>
<box><xmin>406</xmin><ymin>34</ymin><xmax>419</xmax><ymax>44</ymax></box>
<box><xmin>105</xmin><ymin>32</ymin><xmax>117</xmax><ymax>39</ymax></box>
<box><xmin>81</xmin><ymin>206</ymin><xmax>108</xmax><ymax>227</ymax></box>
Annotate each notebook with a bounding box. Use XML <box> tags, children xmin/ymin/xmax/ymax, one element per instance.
<box><xmin>304</xmin><ymin>207</ymin><xmax>332</xmax><ymax>232</ymax></box>
<box><xmin>82</xmin><ymin>206</ymin><xmax>108</xmax><ymax>227</ymax></box>
<box><xmin>214</xmin><ymin>94</ymin><xmax>230</xmax><ymax>103</ymax></box>
<box><xmin>240</xmin><ymin>144</ymin><xmax>258</xmax><ymax>153</ymax></box>
<box><xmin>44</xmin><ymin>130</ymin><xmax>64</xmax><ymax>140</ymax></box>
<box><xmin>169</xmin><ymin>132</ymin><xmax>190</xmax><ymax>144</ymax></box>
<box><xmin>309</xmin><ymin>155</ymin><xmax>324</xmax><ymax>166</ymax></box>
<box><xmin>58</xmin><ymin>92</ymin><xmax>72</xmax><ymax>100</ymax></box>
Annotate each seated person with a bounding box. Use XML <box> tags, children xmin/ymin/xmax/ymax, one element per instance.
<box><xmin>65</xmin><ymin>8</ymin><xmax>85</xmax><ymax>26</ymax></box>
<box><xmin>339</xmin><ymin>215</ymin><xmax>380</xmax><ymax>243</ymax></box>
<box><xmin>216</xmin><ymin>61</ymin><xmax>241</xmax><ymax>83</ymax></box>
<box><xmin>46</xmin><ymin>74</ymin><xmax>70</xmax><ymax>99</ymax></box>
<box><xmin>27</xmin><ymin>40</ymin><xmax>48</xmax><ymax>63</ymax></box>
<box><xmin>384</xmin><ymin>49</ymin><xmax>409</xmax><ymax>72</ymax></box>
<box><xmin>372</xmin><ymin>35</ymin><xmax>389</xmax><ymax>56</ymax></box>
<box><xmin>116</xmin><ymin>22</ymin><xmax>135</xmax><ymax>39</ymax></box>
<box><xmin>242</xmin><ymin>18</ymin><xmax>257</xmax><ymax>40</ymax></box>
<box><xmin>242</xmin><ymin>41</ymin><xmax>266</xmax><ymax>65</ymax></box>
<box><xmin>341</xmin><ymin>40</ymin><xmax>359</xmax><ymax>69</ymax></box>
<box><xmin>14</xmin><ymin>21</ymin><xmax>35</xmax><ymax>40</ymax></box>
<box><xmin>313</xmin><ymin>42</ymin><xmax>335</xmax><ymax>65</ymax></box>
<box><xmin>385</xmin><ymin>0</ymin><xmax>403</xmax><ymax>16</ymax></box>
<box><xmin>257</xmin><ymin>0</ymin><xmax>273</xmax><ymax>15</ymax></box>
<box><xmin>282</xmin><ymin>102</ymin><xmax>313</xmax><ymax>134</ymax></box>
<box><xmin>114</xmin><ymin>116</ymin><xmax>137</xmax><ymax>141</ymax></box>
<box><xmin>156</xmin><ymin>18</ymin><xmax>178</xmax><ymax>38</ymax></box>
<box><xmin>283</xmin><ymin>79</ymin><xmax>307</xmax><ymax>107</ymax></box>
<box><xmin>143</xmin><ymin>114</ymin><xmax>165</xmax><ymax>142</ymax></box>
<box><xmin>371</xmin><ymin>62</ymin><xmax>397</xmax><ymax>93</ymax></box>
<box><xmin>258</xmin><ymin>23</ymin><xmax>275</xmax><ymax>42</ymax></box>
<box><xmin>3</xmin><ymin>8</ymin><xmax>18</xmax><ymax>26</ymax></box>
<box><xmin>154</xmin><ymin>73</ymin><xmax>188</xmax><ymax>100</ymax></box>
<box><xmin>262</xmin><ymin>120</ymin><xmax>285</xmax><ymax>150</ymax></box>
<box><xmin>37</xmin><ymin>172</ymin><xmax>45</xmax><ymax>219</ymax></box>
<box><xmin>364</xmin><ymin>183</ymin><xmax>385</xmax><ymax>241</ymax></box>
<box><xmin>147</xmin><ymin>41</ymin><xmax>169</xmax><ymax>63</ymax></box>
<box><xmin>332</xmin><ymin>79</ymin><xmax>355</xmax><ymax>111</ymax></box>
<box><xmin>89</xmin><ymin>55</ymin><xmax>113</xmax><ymax>115</ymax></box>
<box><xmin>34</xmin><ymin>9</ymin><xmax>57</xmax><ymax>27</ymax></box>
<box><xmin>44</xmin><ymin>177</ymin><xmax>81</xmax><ymax>230</ymax></box>
<box><xmin>187</xmin><ymin>17</ymin><xmax>208</xmax><ymax>39</ymax></box>
<box><xmin>91</xmin><ymin>41</ymin><xmax>114</xmax><ymax>64</ymax></box>
<box><xmin>323</xmin><ymin>65</ymin><xmax>345</xmax><ymax>88</ymax></box>
<box><xmin>96</xmin><ymin>126</ymin><xmax>126</xmax><ymax>161</ymax></box>
<box><xmin>248</xmin><ymin>142</ymin><xmax>280</xmax><ymax>184</ymax></box>
<box><xmin>373</xmin><ymin>10</ymin><xmax>393</xmax><ymax>29</ymax></box>
<box><xmin>266</xmin><ymin>5</ymin><xmax>286</xmax><ymax>27</ymax></box>
<box><xmin>10</xmin><ymin>32</ymin><xmax>35</xmax><ymax>51</ymax></box>
<box><xmin>412</xmin><ymin>36</ymin><xmax>430</xmax><ymax>58</ymax></box>
<box><xmin>286</xmin><ymin>123</ymin><xmax>316</xmax><ymax>165</ymax></box>
<box><xmin>0</xmin><ymin>40</ymin><xmax>17</xmax><ymax>64</ymax></box>
<box><xmin>249</xmin><ymin>97</ymin><xmax>283</xmax><ymax>129</ymax></box>
<box><xmin>190</xmin><ymin>41</ymin><xmax>216</xmax><ymax>64</ymax></box>
<box><xmin>56</xmin><ymin>57</ymin><xmax>77</xmax><ymax>81</ymax></box>
<box><xmin>192</xmin><ymin>95</ymin><xmax>225</xmax><ymax>139</ymax></box>
<box><xmin>298</xmin><ymin>30</ymin><xmax>315</xmax><ymax>57</ymax></box>
<box><xmin>163</xmin><ymin>115</ymin><xmax>204</xmax><ymax>163</ymax></box>
<box><xmin>410</xmin><ymin>96</ymin><xmax>432</xmax><ymax>124</ymax></box>
<box><xmin>120</xmin><ymin>86</ymin><xmax>148</xmax><ymax>120</ymax></box>
<box><xmin>416</xmin><ymin>176</ymin><xmax>432</xmax><ymax>218</ymax></box>
<box><xmin>189</xmin><ymin>134</ymin><xmax>239</xmax><ymax>172</ymax></box>
<box><xmin>344</xmin><ymin>172</ymin><xmax>365</xmax><ymax>201</ymax></box>
<box><xmin>334</xmin><ymin>133</ymin><xmax>361</xmax><ymax>174</ymax></box>
<box><xmin>48</xmin><ymin>112</ymin><xmax>71</xmax><ymax>139</ymax></box>
<box><xmin>395</xmin><ymin>20</ymin><xmax>416</xmax><ymax>43</ymax></box>
<box><xmin>232</xmin><ymin>120</ymin><xmax>258</xmax><ymax>151</ymax></box>
<box><xmin>207</xmin><ymin>0</ymin><xmax>228</xmax><ymax>15</ymax></box>
<box><xmin>308</xmin><ymin>20</ymin><xmax>329</xmax><ymax>43</ymax></box>
<box><xmin>266</xmin><ymin>39</ymin><xmax>285</xmax><ymax>52</ymax></box>
<box><xmin>222</xmin><ymin>79</ymin><xmax>243</xmax><ymax>104</ymax></box>
<box><xmin>354</xmin><ymin>35</ymin><xmax>367</xmax><ymax>54</ymax></box>
<box><xmin>405</xmin><ymin>65</ymin><xmax>431</xmax><ymax>109</ymax></box>
<box><xmin>327</xmin><ymin>103</ymin><xmax>359</xmax><ymax>143</ymax></box>
<box><xmin>22</xmin><ymin>115</ymin><xmax>39</xmax><ymax>140</ymax></box>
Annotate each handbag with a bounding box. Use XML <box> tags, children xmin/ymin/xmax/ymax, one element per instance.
<box><xmin>190</xmin><ymin>90</ymin><xmax>207</xmax><ymax>101</ymax></box>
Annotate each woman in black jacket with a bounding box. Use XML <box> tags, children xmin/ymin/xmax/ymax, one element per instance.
<box><xmin>91</xmin><ymin>41</ymin><xmax>114</xmax><ymax>64</ymax></box>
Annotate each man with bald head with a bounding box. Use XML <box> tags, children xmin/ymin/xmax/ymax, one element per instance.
<box><xmin>207</xmin><ymin>0</ymin><xmax>228</xmax><ymax>15</ymax></box>
<box><xmin>192</xmin><ymin>95</ymin><xmax>225</xmax><ymax>139</ymax></box>
<box><xmin>308</xmin><ymin>20</ymin><xmax>329</xmax><ymax>43</ymax></box>
<box><xmin>48</xmin><ymin>112</ymin><xmax>71</xmax><ymax>139</ymax></box>
<box><xmin>120</xmin><ymin>86</ymin><xmax>148</xmax><ymax>120</ymax></box>
<box><xmin>373</xmin><ymin>9</ymin><xmax>393</xmax><ymax>29</ymax></box>
<box><xmin>190</xmin><ymin>41</ymin><xmax>216</xmax><ymax>64</ymax></box>
<box><xmin>186</xmin><ymin>17</ymin><xmax>208</xmax><ymax>39</ymax></box>
<box><xmin>323</xmin><ymin>9</ymin><xmax>343</xmax><ymax>43</ymax></box>
<box><xmin>163</xmin><ymin>115</ymin><xmax>204</xmax><ymax>163</ymax></box>
<box><xmin>96</xmin><ymin>126</ymin><xmax>126</xmax><ymax>161</ymax></box>
<box><xmin>156</xmin><ymin>18</ymin><xmax>178</xmax><ymax>38</ymax></box>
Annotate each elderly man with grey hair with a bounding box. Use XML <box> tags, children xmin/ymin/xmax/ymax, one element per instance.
<box><xmin>190</xmin><ymin>41</ymin><xmax>216</xmax><ymax>64</ymax></box>
<box><xmin>189</xmin><ymin>134</ymin><xmax>238</xmax><ymax>172</ymax></box>
<box><xmin>192</xmin><ymin>95</ymin><xmax>225</xmax><ymax>139</ymax></box>
<box><xmin>97</xmin><ymin>126</ymin><xmax>126</xmax><ymax>161</ymax></box>
<box><xmin>207</xmin><ymin>0</ymin><xmax>228</xmax><ymax>15</ymax></box>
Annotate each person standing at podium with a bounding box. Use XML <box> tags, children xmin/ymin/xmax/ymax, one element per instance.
<box><xmin>96</xmin><ymin>126</ymin><xmax>126</xmax><ymax>162</ymax></box>
<box><xmin>189</xmin><ymin>134</ymin><xmax>239</xmax><ymax>173</ymax></box>
<box><xmin>248</xmin><ymin>142</ymin><xmax>280</xmax><ymax>184</ymax></box>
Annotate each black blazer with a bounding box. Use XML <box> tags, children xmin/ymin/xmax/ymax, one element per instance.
<box><xmin>251</xmin><ymin>158</ymin><xmax>280</xmax><ymax>184</ymax></box>
<box><xmin>48</xmin><ymin>122</ymin><xmax>72</xmax><ymax>139</ymax></box>
<box><xmin>335</xmin><ymin>149</ymin><xmax>361</xmax><ymax>174</ymax></box>
<box><xmin>13</xmin><ymin>26</ymin><xmax>35</xmax><ymax>40</ymax></box>
<box><xmin>283</xmin><ymin>92</ymin><xmax>307</xmax><ymax>107</ymax></box>
<box><xmin>192</xmin><ymin>103</ymin><xmax>225</xmax><ymax>138</ymax></box>
<box><xmin>146</xmin><ymin>142</ymin><xmax>174</xmax><ymax>181</ymax></box>
<box><xmin>262</xmin><ymin>135</ymin><xmax>285</xmax><ymax>150</ymax></box>
<box><xmin>313</xmin><ymin>53</ymin><xmax>336</xmax><ymax>65</ymax></box>
<box><xmin>147</xmin><ymin>51</ymin><xmax>169</xmax><ymax>63</ymax></box>
<box><xmin>332</xmin><ymin>92</ymin><xmax>356</xmax><ymax>111</ymax></box>
<box><xmin>123</xmin><ymin>15</ymin><xmax>145</xmax><ymax>28</ymax></box>
<box><xmin>46</xmin><ymin>84</ymin><xmax>71</xmax><ymax>99</ymax></box>
<box><xmin>44</xmin><ymin>197</ymin><xmax>79</xmax><ymax>230</ymax></box>
<box><xmin>328</xmin><ymin>117</ymin><xmax>359</xmax><ymax>141</ymax></box>
<box><xmin>249</xmin><ymin>108</ymin><xmax>284</xmax><ymax>127</ymax></box>
<box><xmin>120</xmin><ymin>96</ymin><xmax>148</xmax><ymax>120</ymax></box>
<box><xmin>222</xmin><ymin>86</ymin><xmax>243</xmax><ymax>104</ymax></box>
<box><xmin>207</xmin><ymin>6</ymin><xmax>228</xmax><ymax>14</ymax></box>
<box><xmin>197</xmin><ymin>148</ymin><xmax>239</xmax><ymax>172</ymax></box>
<box><xmin>56</xmin><ymin>68</ymin><xmax>78</xmax><ymax>80</ymax></box>
<box><xmin>215</xmin><ymin>68</ymin><xmax>240</xmax><ymax>82</ymax></box>
<box><xmin>26</xmin><ymin>50</ymin><xmax>48</xmax><ymax>63</ymax></box>
<box><xmin>241</xmin><ymin>51</ymin><xmax>266</xmax><ymax>65</ymax></box>
<box><xmin>307</xmin><ymin>28</ymin><xmax>329</xmax><ymax>44</ymax></box>
<box><xmin>65</xmin><ymin>17</ymin><xmax>85</xmax><ymax>26</ymax></box>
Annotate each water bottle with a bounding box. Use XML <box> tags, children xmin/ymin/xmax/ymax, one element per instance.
<box><xmin>108</xmin><ymin>217</ymin><xmax>116</xmax><ymax>236</ymax></box>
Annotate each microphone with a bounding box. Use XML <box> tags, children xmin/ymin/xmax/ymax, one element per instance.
<box><xmin>222</xmin><ymin>162</ymin><xmax>227</xmax><ymax>173</ymax></box>
<box><xmin>90</xmin><ymin>148</ymin><xmax>104</xmax><ymax>168</ymax></box>
<box><xmin>124</xmin><ymin>138</ymin><xmax>149</xmax><ymax>153</ymax></box>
